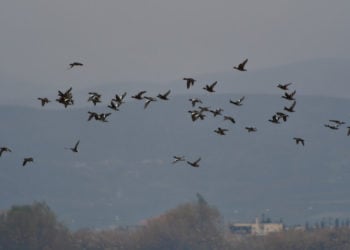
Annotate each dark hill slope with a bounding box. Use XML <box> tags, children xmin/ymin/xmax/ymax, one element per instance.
<box><xmin>0</xmin><ymin>94</ymin><xmax>350</xmax><ymax>229</ymax></box>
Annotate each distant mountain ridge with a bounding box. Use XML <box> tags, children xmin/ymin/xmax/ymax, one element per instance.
<box><xmin>1</xmin><ymin>93</ymin><xmax>350</xmax><ymax>230</ymax></box>
<box><xmin>1</xmin><ymin>58</ymin><xmax>350</xmax><ymax>107</ymax></box>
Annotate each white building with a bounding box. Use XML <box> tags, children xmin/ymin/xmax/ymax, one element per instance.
<box><xmin>229</xmin><ymin>217</ymin><xmax>284</xmax><ymax>236</ymax></box>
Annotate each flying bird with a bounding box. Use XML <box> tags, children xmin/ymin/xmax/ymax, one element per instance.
<box><xmin>230</xmin><ymin>96</ymin><xmax>245</xmax><ymax>106</ymax></box>
<box><xmin>66</xmin><ymin>140</ymin><xmax>80</xmax><ymax>153</ymax></box>
<box><xmin>210</xmin><ymin>108</ymin><xmax>224</xmax><ymax>117</ymax></box>
<box><xmin>56</xmin><ymin>87</ymin><xmax>74</xmax><ymax>108</ymax></box>
<box><xmin>187</xmin><ymin>157</ymin><xmax>201</xmax><ymax>167</ymax></box>
<box><xmin>276</xmin><ymin>112</ymin><xmax>289</xmax><ymax>122</ymax></box>
<box><xmin>157</xmin><ymin>90</ymin><xmax>171</xmax><ymax>100</ymax></box>
<box><xmin>198</xmin><ymin>106</ymin><xmax>210</xmax><ymax>113</ymax></box>
<box><xmin>233</xmin><ymin>59</ymin><xmax>248</xmax><ymax>71</ymax></box>
<box><xmin>113</xmin><ymin>92</ymin><xmax>127</xmax><ymax>105</ymax></box>
<box><xmin>68</xmin><ymin>62</ymin><xmax>83</xmax><ymax>69</ymax></box>
<box><xmin>245</xmin><ymin>126</ymin><xmax>257</xmax><ymax>132</ymax></box>
<box><xmin>87</xmin><ymin>92</ymin><xmax>102</xmax><ymax>106</ymax></box>
<box><xmin>282</xmin><ymin>90</ymin><xmax>296</xmax><ymax>101</ymax></box>
<box><xmin>189</xmin><ymin>98</ymin><xmax>202</xmax><ymax>107</ymax></box>
<box><xmin>324</xmin><ymin>124</ymin><xmax>339</xmax><ymax>130</ymax></box>
<box><xmin>87</xmin><ymin>111</ymin><xmax>99</xmax><ymax>121</ymax></box>
<box><xmin>293</xmin><ymin>137</ymin><xmax>305</xmax><ymax>146</ymax></box>
<box><xmin>223</xmin><ymin>115</ymin><xmax>236</xmax><ymax>124</ymax></box>
<box><xmin>329</xmin><ymin>120</ymin><xmax>346</xmax><ymax>126</ymax></box>
<box><xmin>214</xmin><ymin>127</ymin><xmax>228</xmax><ymax>135</ymax></box>
<box><xmin>0</xmin><ymin>147</ymin><xmax>12</xmax><ymax>157</ymax></box>
<box><xmin>37</xmin><ymin>97</ymin><xmax>50</xmax><ymax>107</ymax></box>
<box><xmin>203</xmin><ymin>81</ymin><xmax>218</xmax><ymax>93</ymax></box>
<box><xmin>268</xmin><ymin>114</ymin><xmax>281</xmax><ymax>124</ymax></box>
<box><xmin>132</xmin><ymin>91</ymin><xmax>147</xmax><ymax>100</ymax></box>
<box><xmin>183</xmin><ymin>78</ymin><xmax>196</xmax><ymax>89</ymax></box>
<box><xmin>172</xmin><ymin>156</ymin><xmax>186</xmax><ymax>164</ymax></box>
<box><xmin>188</xmin><ymin>110</ymin><xmax>206</xmax><ymax>122</ymax></box>
<box><xmin>144</xmin><ymin>96</ymin><xmax>157</xmax><ymax>109</ymax></box>
<box><xmin>22</xmin><ymin>157</ymin><xmax>34</xmax><ymax>166</ymax></box>
<box><xmin>107</xmin><ymin>100</ymin><xmax>120</xmax><ymax>111</ymax></box>
<box><xmin>277</xmin><ymin>83</ymin><xmax>292</xmax><ymax>90</ymax></box>
<box><xmin>98</xmin><ymin>113</ymin><xmax>112</xmax><ymax>122</ymax></box>
<box><xmin>284</xmin><ymin>101</ymin><xmax>296</xmax><ymax>113</ymax></box>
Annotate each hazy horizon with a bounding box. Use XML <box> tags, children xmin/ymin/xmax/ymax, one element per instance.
<box><xmin>2</xmin><ymin>1</ymin><xmax>350</xmax><ymax>231</ymax></box>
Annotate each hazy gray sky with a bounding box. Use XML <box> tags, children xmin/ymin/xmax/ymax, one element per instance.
<box><xmin>1</xmin><ymin>1</ymin><xmax>350</xmax><ymax>86</ymax></box>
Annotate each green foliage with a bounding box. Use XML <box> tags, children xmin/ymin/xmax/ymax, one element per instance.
<box><xmin>0</xmin><ymin>201</ymin><xmax>74</xmax><ymax>250</ymax></box>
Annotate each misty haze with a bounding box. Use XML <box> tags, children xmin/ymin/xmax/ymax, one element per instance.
<box><xmin>1</xmin><ymin>1</ymin><xmax>350</xmax><ymax>249</ymax></box>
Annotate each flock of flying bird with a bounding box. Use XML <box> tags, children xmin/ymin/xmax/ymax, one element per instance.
<box><xmin>1</xmin><ymin>58</ymin><xmax>349</xmax><ymax>167</ymax></box>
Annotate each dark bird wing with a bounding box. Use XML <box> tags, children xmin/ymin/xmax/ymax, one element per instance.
<box><xmin>285</xmin><ymin>101</ymin><xmax>296</xmax><ymax>111</ymax></box>
<box><xmin>164</xmin><ymin>90</ymin><xmax>171</xmax><ymax>97</ymax></box>
<box><xmin>144</xmin><ymin>100</ymin><xmax>152</xmax><ymax>109</ymax></box>
<box><xmin>194</xmin><ymin>157</ymin><xmax>201</xmax><ymax>164</ymax></box>
<box><xmin>290</xmin><ymin>100</ymin><xmax>296</xmax><ymax>109</ymax></box>
<box><xmin>290</xmin><ymin>90</ymin><xmax>296</xmax><ymax>97</ymax></box>
<box><xmin>210</xmin><ymin>81</ymin><xmax>218</xmax><ymax>88</ymax></box>
<box><xmin>74</xmin><ymin>140</ymin><xmax>80</xmax><ymax>150</ymax></box>
<box><xmin>240</xmin><ymin>59</ymin><xmax>248</xmax><ymax>68</ymax></box>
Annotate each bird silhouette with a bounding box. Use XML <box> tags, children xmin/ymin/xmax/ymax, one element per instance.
<box><xmin>113</xmin><ymin>92</ymin><xmax>127</xmax><ymax>105</ymax></box>
<box><xmin>233</xmin><ymin>59</ymin><xmax>248</xmax><ymax>71</ymax></box>
<box><xmin>87</xmin><ymin>92</ymin><xmax>102</xmax><ymax>106</ymax></box>
<box><xmin>37</xmin><ymin>97</ymin><xmax>50</xmax><ymax>107</ymax></box>
<box><xmin>183</xmin><ymin>78</ymin><xmax>196</xmax><ymax>89</ymax></box>
<box><xmin>230</xmin><ymin>96</ymin><xmax>245</xmax><ymax>106</ymax></box>
<box><xmin>0</xmin><ymin>147</ymin><xmax>12</xmax><ymax>157</ymax></box>
<box><xmin>132</xmin><ymin>91</ymin><xmax>147</xmax><ymax>100</ymax></box>
<box><xmin>188</xmin><ymin>110</ymin><xmax>206</xmax><ymax>122</ymax></box>
<box><xmin>66</xmin><ymin>140</ymin><xmax>80</xmax><ymax>153</ymax></box>
<box><xmin>268</xmin><ymin>114</ymin><xmax>281</xmax><ymax>124</ymax></box>
<box><xmin>99</xmin><ymin>113</ymin><xmax>112</xmax><ymax>122</ymax></box>
<box><xmin>203</xmin><ymin>81</ymin><xmax>217</xmax><ymax>93</ymax></box>
<box><xmin>245</xmin><ymin>126</ymin><xmax>257</xmax><ymax>132</ymax></box>
<box><xmin>293</xmin><ymin>137</ymin><xmax>305</xmax><ymax>146</ymax></box>
<box><xmin>187</xmin><ymin>157</ymin><xmax>201</xmax><ymax>167</ymax></box>
<box><xmin>277</xmin><ymin>83</ymin><xmax>292</xmax><ymax>90</ymax></box>
<box><xmin>324</xmin><ymin>124</ymin><xmax>339</xmax><ymax>130</ymax></box>
<box><xmin>172</xmin><ymin>156</ymin><xmax>186</xmax><ymax>164</ymax></box>
<box><xmin>157</xmin><ymin>90</ymin><xmax>171</xmax><ymax>100</ymax></box>
<box><xmin>68</xmin><ymin>62</ymin><xmax>83</xmax><ymax>69</ymax></box>
<box><xmin>58</xmin><ymin>87</ymin><xmax>73</xmax><ymax>98</ymax></box>
<box><xmin>282</xmin><ymin>90</ymin><xmax>296</xmax><ymax>101</ymax></box>
<box><xmin>87</xmin><ymin>111</ymin><xmax>99</xmax><ymax>121</ymax></box>
<box><xmin>284</xmin><ymin>101</ymin><xmax>296</xmax><ymax>113</ymax></box>
<box><xmin>144</xmin><ymin>96</ymin><xmax>157</xmax><ymax>109</ymax></box>
<box><xmin>210</xmin><ymin>108</ymin><xmax>223</xmax><ymax>117</ymax></box>
<box><xmin>22</xmin><ymin>157</ymin><xmax>34</xmax><ymax>166</ymax></box>
<box><xmin>329</xmin><ymin>120</ymin><xmax>346</xmax><ymax>126</ymax></box>
<box><xmin>107</xmin><ymin>100</ymin><xmax>120</xmax><ymax>111</ymax></box>
<box><xmin>189</xmin><ymin>98</ymin><xmax>202</xmax><ymax>107</ymax></box>
<box><xmin>214</xmin><ymin>127</ymin><xmax>228</xmax><ymax>135</ymax></box>
<box><xmin>276</xmin><ymin>112</ymin><xmax>289</xmax><ymax>122</ymax></box>
<box><xmin>56</xmin><ymin>87</ymin><xmax>74</xmax><ymax>108</ymax></box>
<box><xmin>223</xmin><ymin>115</ymin><xmax>236</xmax><ymax>124</ymax></box>
<box><xmin>198</xmin><ymin>106</ymin><xmax>210</xmax><ymax>113</ymax></box>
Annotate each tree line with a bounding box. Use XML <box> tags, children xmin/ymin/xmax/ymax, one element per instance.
<box><xmin>1</xmin><ymin>199</ymin><xmax>350</xmax><ymax>249</ymax></box>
